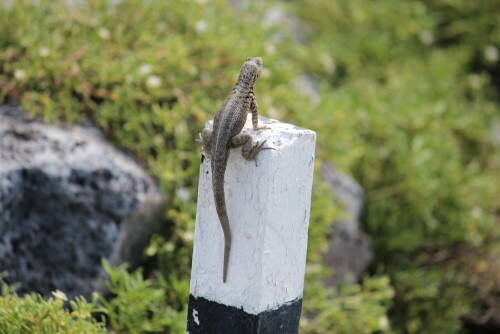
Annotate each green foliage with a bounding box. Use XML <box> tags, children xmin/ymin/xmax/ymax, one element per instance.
<box><xmin>0</xmin><ymin>0</ymin><xmax>499</xmax><ymax>333</ymax></box>
<box><xmin>0</xmin><ymin>1</ymin><xmax>309</xmax><ymax>333</ymax></box>
<box><xmin>300</xmin><ymin>265</ymin><xmax>394</xmax><ymax>334</ymax></box>
<box><xmin>421</xmin><ymin>0</ymin><xmax>500</xmax><ymax>73</ymax></box>
<box><xmin>98</xmin><ymin>261</ymin><xmax>185</xmax><ymax>333</ymax></box>
<box><xmin>0</xmin><ymin>274</ymin><xmax>106</xmax><ymax>334</ymax></box>
<box><xmin>327</xmin><ymin>51</ymin><xmax>497</xmax><ymax>255</ymax></box>
<box><xmin>293</xmin><ymin>0</ymin><xmax>500</xmax><ymax>332</ymax></box>
<box><xmin>300</xmin><ymin>172</ymin><xmax>394</xmax><ymax>333</ymax></box>
<box><xmin>301</xmin><ymin>275</ymin><xmax>394</xmax><ymax>334</ymax></box>
<box><xmin>293</xmin><ymin>0</ymin><xmax>436</xmax><ymax>80</ymax></box>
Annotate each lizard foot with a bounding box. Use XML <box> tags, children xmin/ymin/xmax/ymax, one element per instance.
<box><xmin>248</xmin><ymin>140</ymin><xmax>275</xmax><ymax>166</ymax></box>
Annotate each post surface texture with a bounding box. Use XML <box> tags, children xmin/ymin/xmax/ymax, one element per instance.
<box><xmin>187</xmin><ymin>115</ymin><xmax>316</xmax><ymax>334</ymax></box>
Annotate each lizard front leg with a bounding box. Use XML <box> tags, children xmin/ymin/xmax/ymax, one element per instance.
<box><xmin>250</xmin><ymin>92</ymin><xmax>269</xmax><ymax>130</ymax></box>
<box><xmin>230</xmin><ymin>133</ymin><xmax>273</xmax><ymax>161</ymax></box>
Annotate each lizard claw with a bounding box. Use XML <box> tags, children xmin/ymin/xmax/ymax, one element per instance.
<box><xmin>252</xmin><ymin>140</ymin><xmax>275</xmax><ymax>166</ymax></box>
<box><xmin>257</xmin><ymin>140</ymin><xmax>275</xmax><ymax>152</ymax></box>
<box><xmin>195</xmin><ymin>133</ymin><xmax>202</xmax><ymax>144</ymax></box>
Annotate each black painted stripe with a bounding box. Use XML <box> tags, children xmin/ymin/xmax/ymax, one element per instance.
<box><xmin>187</xmin><ymin>295</ymin><xmax>302</xmax><ymax>334</ymax></box>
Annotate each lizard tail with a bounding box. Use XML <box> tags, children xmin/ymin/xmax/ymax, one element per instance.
<box><xmin>223</xmin><ymin>224</ymin><xmax>231</xmax><ymax>283</ymax></box>
<box><xmin>212</xmin><ymin>159</ymin><xmax>232</xmax><ymax>283</ymax></box>
<box><xmin>216</xmin><ymin>199</ymin><xmax>231</xmax><ymax>283</ymax></box>
<box><xmin>216</xmin><ymin>200</ymin><xmax>231</xmax><ymax>283</ymax></box>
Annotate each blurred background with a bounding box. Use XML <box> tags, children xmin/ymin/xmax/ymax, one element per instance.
<box><xmin>0</xmin><ymin>0</ymin><xmax>499</xmax><ymax>333</ymax></box>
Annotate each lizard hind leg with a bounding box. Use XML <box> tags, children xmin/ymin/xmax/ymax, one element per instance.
<box><xmin>200</xmin><ymin>128</ymin><xmax>213</xmax><ymax>155</ymax></box>
<box><xmin>230</xmin><ymin>133</ymin><xmax>274</xmax><ymax>161</ymax></box>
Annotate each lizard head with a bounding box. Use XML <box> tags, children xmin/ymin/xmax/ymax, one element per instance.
<box><xmin>239</xmin><ymin>57</ymin><xmax>263</xmax><ymax>86</ymax></box>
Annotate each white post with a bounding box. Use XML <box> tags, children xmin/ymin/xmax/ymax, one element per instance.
<box><xmin>187</xmin><ymin>115</ymin><xmax>316</xmax><ymax>334</ymax></box>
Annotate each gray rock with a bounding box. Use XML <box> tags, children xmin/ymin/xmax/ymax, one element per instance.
<box><xmin>321</xmin><ymin>163</ymin><xmax>373</xmax><ymax>286</ymax></box>
<box><xmin>0</xmin><ymin>104</ymin><xmax>165</xmax><ymax>299</ymax></box>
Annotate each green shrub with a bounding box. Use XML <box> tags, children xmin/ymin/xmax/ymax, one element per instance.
<box><xmin>0</xmin><ymin>274</ymin><xmax>106</xmax><ymax>334</ymax></box>
<box><xmin>1</xmin><ymin>0</ymin><xmax>499</xmax><ymax>333</ymax></box>
<box><xmin>98</xmin><ymin>261</ymin><xmax>186</xmax><ymax>333</ymax></box>
<box><xmin>421</xmin><ymin>0</ymin><xmax>500</xmax><ymax>87</ymax></box>
<box><xmin>301</xmin><ymin>274</ymin><xmax>394</xmax><ymax>334</ymax></box>
<box><xmin>292</xmin><ymin>0</ymin><xmax>500</xmax><ymax>332</ymax></box>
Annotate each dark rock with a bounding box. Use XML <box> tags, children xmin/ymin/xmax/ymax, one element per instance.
<box><xmin>462</xmin><ymin>311</ymin><xmax>500</xmax><ymax>334</ymax></box>
<box><xmin>0</xmin><ymin>104</ymin><xmax>165</xmax><ymax>299</ymax></box>
<box><xmin>321</xmin><ymin>163</ymin><xmax>373</xmax><ymax>286</ymax></box>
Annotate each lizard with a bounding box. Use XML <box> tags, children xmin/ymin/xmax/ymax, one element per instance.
<box><xmin>200</xmin><ymin>57</ymin><xmax>272</xmax><ymax>283</ymax></box>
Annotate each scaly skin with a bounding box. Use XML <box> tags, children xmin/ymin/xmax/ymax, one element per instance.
<box><xmin>200</xmin><ymin>57</ymin><xmax>270</xmax><ymax>283</ymax></box>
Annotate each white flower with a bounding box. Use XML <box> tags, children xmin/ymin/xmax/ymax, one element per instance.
<box><xmin>195</xmin><ymin>20</ymin><xmax>207</xmax><ymax>33</ymax></box>
<box><xmin>14</xmin><ymin>69</ymin><xmax>26</xmax><ymax>80</ymax></box>
<box><xmin>472</xmin><ymin>207</ymin><xmax>482</xmax><ymax>219</ymax></box>
<box><xmin>156</xmin><ymin>22</ymin><xmax>167</xmax><ymax>33</ymax></box>
<box><xmin>260</xmin><ymin>68</ymin><xmax>271</xmax><ymax>78</ymax></box>
<box><xmin>164</xmin><ymin>242</ymin><xmax>175</xmax><ymax>252</ymax></box>
<box><xmin>70</xmin><ymin>64</ymin><xmax>80</xmax><ymax>75</ymax></box>
<box><xmin>378</xmin><ymin>315</ymin><xmax>389</xmax><ymax>329</ymax></box>
<box><xmin>38</xmin><ymin>47</ymin><xmax>50</xmax><ymax>57</ymax></box>
<box><xmin>419</xmin><ymin>31</ymin><xmax>434</xmax><ymax>45</ymax></box>
<box><xmin>52</xmin><ymin>290</ymin><xmax>68</xmax><ymax>301</ymax></box>
<box><xmin>183</xmin><ymin>231</ymin><xmax>194</xmax><ymax>242</ymax></box>
<box><xmin>484</xmin><ymin>45</ymin><xmax>499</xmax><ymax>63</ymax></box>
<box><xmin>265</xmin><ymin>44</ymin><xmax>276</xmax><ymax>55</ymax></box>
<box><xmin>138</xmin><ymin>64</ymin><xmax>152</xmax><ymax>75</ymax></box>
<box><xmin>153</xmin><ymin>134</ymin><xmax>163</xmax><ymax>146</ymax></box>
<box><xmin>468</xmin><ymin>74</ymin><xmax>482</xmax><ymax>89</ymax></box>
<box><xmin>320</xmin><ymin>53</ymin><xmax>336</xmax><ymax>74</ymax></box>
<box><xmin>176</xmin><ymin>187</ymin><xmax>191</xmax><ymax>202</ymax></box>
<box><xmin>146</xmin><ymin>75</ymin><xmax>161</xmax><ymax>88</ymax></box>
<box><xmin>98</xmin><ymin>27</ymin><xmax>111</xmax><ymax>40</ymax></box>
<box><xmin>267</xmin><ymin>106</ymin><xmax>281</xmax><ymax>119</ymax></box>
